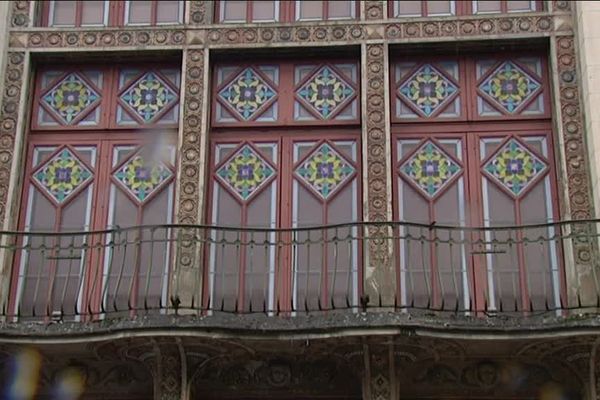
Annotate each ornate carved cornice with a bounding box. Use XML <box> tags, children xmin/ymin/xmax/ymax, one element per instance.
<box><xmin>6</xmin><ymin>13</ymin><xmax>570</xmax><ymax>52</ymax></box>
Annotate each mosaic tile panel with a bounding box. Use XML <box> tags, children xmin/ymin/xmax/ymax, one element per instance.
<box><xmin>295</xmin><ymin>143</ymin><xmax>355</xmax><ymax>200</ymax></box>
<box><xmin>216</xmin><ymin>144</ymin><xmax>275</xmax><ymax>201</ymax></box>
<box><xmin>42</xmin><ymin>73</ymin><xmax>100</xmax><ymax>124</ymax></box>
<box><xmin>296</xmin><ymin>66</ymin><xmax>355</xmax><ymax>119</ymax></box>
<box><xmin>113</xmin><ymin>154</ymin><xmax>173</xmax><ymax>203</ymax></box>
<box><xmin>399</xmin><ymin>141</ymin><xmax>461</xmax><ymax>199</ymax></box>
<box><xmin>120</xmin><ymin>72</ymin><xmax>177</xmax><ymax>123</ymax></box>
<box><xmin>32</xmin><ymin>148</ymin><xmax>93</xmax><ymax>204</ymax></box>
<box><xmin>483</xmin><ymin>138</ymin><xmax>548</xmax><ymax>197</ymax></box>
<box><xmin>218</xmin><ymin>68</ymin><xmax>276</xmax><ymax>121</ymax></box>
<box><xmin>398</xmin><ymin>64</ymin><xmax>458</xmax><ymax>117</ymax></box>
<box><xmin>479</xmin><ymin>61</ymin><xmax>541</xmax><ymax>114</ymax></box>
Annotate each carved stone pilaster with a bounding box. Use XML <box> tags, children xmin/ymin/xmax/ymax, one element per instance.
<box><xmin>10</xmin><ymin>0</ymin><xmax>30</xmax><ymax>28</ymax></box>
<box><xmin>362</xmin><ymin>43</ymin><xmax>395</xmax><ymax>307</ymax></box>
<box><xmin>172</xmin><ymin>48</ymin><xmax>208</xmax><ymax>311</ymax></box>
<box><xmin>188</xmin><ymin>1</ymin><xmax>209</xmax><ymax>25</ymax></box>
<box><xmin>364</xmin><ymin>1</ymin><xmax>384</xmax><ymax>21</ymax></box>
<box><xmin>550</xmin><ymin>26</ymin><xmax>598</xmax><ymax>305</ymax></box>
<box><xmin>363</xmin><ymin>343</ymin><xmax>397</xmax><ymax>400</ymax></box>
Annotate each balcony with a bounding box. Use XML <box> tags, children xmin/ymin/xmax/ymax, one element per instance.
<box><xmin>1</xmin><ymin>220</ymin><xmax>599</xmax><ymax>333</ymax></box>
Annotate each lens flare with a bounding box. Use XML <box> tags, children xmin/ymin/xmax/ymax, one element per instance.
<box><xmin>53</xmin><ymin>367</ymin><xmax>85</xmax><ymax>400</ymax></box>
<box><xmin>5</xmin><ymin>348</ymin><xmax>42</xmax><ymax>400</ymax></box>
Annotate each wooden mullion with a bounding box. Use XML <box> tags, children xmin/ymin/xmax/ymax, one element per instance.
<box><xmin>151</xmin><ymin>0</ymin><xmax>158</xmax><ymax>24</ymax></box>
<box><xmin>247</xmin><ymin>0</ymin><xmax>253</xmax><ymax>23</ymax></box>
<box><xmin>75</xmin><ymin>1</ymin><xmax>83</xmax><ymax>27</ymax></box>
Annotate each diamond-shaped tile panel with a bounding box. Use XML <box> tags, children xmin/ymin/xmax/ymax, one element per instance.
<box><xmin>218</xmin><ymin>68</ymin><xmax>276</xmax><ymax>121</ymax></box>
<box><xmin>113</xmin><ymin>154</ymin><xmax>173</xmax><ymax>203</ymax></box>
<box><xmin>296</xmin><ymin>66</ymin><xmax>355</xmax><ymax>119</ymax></box>
<box><xmin>295</xmin><ymin>143</ymin><xmax>355</xmax><ymax>200</ymax></box>
<box><xmin>42</xmin><ymin>73</ymin><xmax>100</xmax><ymax>124</ymax></box>
<box><xmin>399</xmin><ymin>141</ymin><xmax>461</xmax><ymax>199</ymax></box>
<box><xmin>483</xmin><ymin>138</ymin><xmax>547</xmax><ymax>197</ymax></box>
<box><xmin>216</xmin><ymin>145</ymin><xmax>275</xmax><ymax>201</ymax></box>
<box><xmin>479</xmin><ymin>61</ymin><xmax>541</xmax><ymax>113</ymax></box>
<box><xmin>120</xmin><ymin>72</ymin><xmax>177</xmax><ymax>123</ymax></box>
<box><xmin>32</xmin><ymin>148</ymin><xmax>93</xmax><ymax>204</ymax></box>
<box><xmin>398</xmin><ymin>64</ymin><xmax>458</xmax><ymax>117</ymax></box>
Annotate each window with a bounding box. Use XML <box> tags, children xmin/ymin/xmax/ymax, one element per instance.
<box><xmin>207</xmin><ymin>60</ymin><xmax>361</xmax><ymax>312</ymax></box>
<box><xmin>218</xmin><ymin>0</ymin><xmax>280</xmax><ymax>23</ymax></box>
<box><xmin>11</xmin><ymin>64</ymin><xmax>181</xmax><ymax>317</ymax></box>
<box><xmin>125</xmin><ymin>0</ymin><xmax>183</xmax><ymax>25</ymax></box>
<box><xmin>46</xmin><ymin>0</ymin><xmax>109</xmax><ymax>27</ymax></box>
<box><xmin>216</xmin><ymin>1</ymin><xmax>356</xmax><ymax>23</ymax></box>
<box><xmin>392</xmin><ymin>1</ymin><xmax>456</xmax><ymax>17</ymax></box>
<box><xmin>41</xmin><ymin>1</ymin><xmax>184</xmax><ymax>27</ymax></box>
<box><xmin>390</xmin><ymin>52</ymin><xmax>559</xmax><ymax>312</ymax></box>
<box><xmin>472</xmin><ymin>0</ymin><xmax>538</xmax><ymax>14</ymax></box>
<box><xmin>295</xmin><ymin>0</ymin><xmax>356</xmax><ymax>21</ymax></box>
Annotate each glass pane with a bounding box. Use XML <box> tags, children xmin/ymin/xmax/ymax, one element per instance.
<box><xmin>128</xmin><ymin>0</ymin><xmax>152</xmax><ymax>24</ymax></box>
<box><xmin>81</xmin><ymin>1</ymin><xmax>105</xmax><ymax>25</ymax></box>
<box><xmin>475</xmin><ymin>0</ymin><xmax>502</xmax><ymax>13</ymax></box>
<box><xmin>252</xmin><ymin>1</ymin><xmax>277</xmax><ymax>21</ymax></box>
<box><xmin>156</xmin><ymin>0</ymin><xmax>181</xmax><ymax>23</ymax></box>
<box><xmin>328</xmin><ymin>0</ymin><xmax>353</xmax><ymax>19</ymax></box>
<box><xmin>396</xmin><ymin>0</ymin><xmax>422</xmax><ymax>16</ymax></box>
<box><xmin>222</xmin><ymin>0</ymin><xmax>247</xmax><ymax>22</ymax></box>
<box><xmin>297</xmin><ymin>0</ymin><xmax>323</xmax><ymax>20</ymax></box>
<box><xmin>52</xmin><ymin>0</ymin><xmax>77</xmax><ymax>26</ymax></box>
<box><xmin>427</xmin><ymin>0</ymin><xmax>453</xmax><ymax>15</ymax></box>
<box><xmin>507</xmin><ymin>0</ymin><xmax>534</xmax><ymax>11</ymax></box>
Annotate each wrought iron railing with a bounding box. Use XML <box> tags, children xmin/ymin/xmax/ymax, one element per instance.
<box><xmin>1</xmin><ymin>220</ymin><xmax>599</xmax><ymax>321</ymax></box>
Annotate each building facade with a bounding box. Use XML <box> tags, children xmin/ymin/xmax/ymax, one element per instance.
<box><xmin>0</xmin><ymin>0</ymin><xmax>598</xmax><ymax>398</ymax></box>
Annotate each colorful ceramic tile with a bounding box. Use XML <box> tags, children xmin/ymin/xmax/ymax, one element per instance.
<box><xmin>479</xmin><ymin>61</ymin><xmax>541</xmax><ymax>114</ymax></box>
<box><xmin>218</xmin><ymin>68</ymin><xmax>276</xmax><ymax>121</ymax></box>
<box><xmin>296</xmin><ymin>66</ymin><xmax>355</xmax><ymax>119</ymax></box>
<box><xmin>216</xmin><ymin>144</ymin><xmax>275</xmax><ymax>201</ymax></box>
<box><xmin>120</xmin><ymin>72</ymin><xmax>177</xmax><ymax>123</ymax></box>
<box><xmin>113</xmin><ymin>153</ymin><xmax>173</xmax><ymax>203</ymax></box>
<box><xmin>42</xmin><ymin>73</ymin><xmax>100</xmax><ymax>124</ymax></box>
<box><xmin>400</xmin><ymin>141</ymin><xmax>461</xmax><ymax>198</ymax></box>
<box><xmin>483</xmin><ymin>138</ymin><xmax>547</xmax><ymax>196</ymax></box>
<box><xmin>33</xmin><ymin>148</ymin><xmax>93</xmax><ymax>203</ymax></box>
<box><xmin>295</xmin><ymin>143</ymin><xmax>355</xmax><ymax>200</ymax></box>
<box><xmin>398</xmin><ymin>64</ymin><xmax>458</xmax><ymax>117</ymax></box>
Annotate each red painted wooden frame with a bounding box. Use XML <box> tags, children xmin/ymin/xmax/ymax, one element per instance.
<box><xmin>204</xmin><ymin>129</ymin><xmax>363</xmax><ymax>312</ymax></box>
<box><xmin>31</xmin><ymin>64</ymin><xmax>181</xmax><ymax>132</ymax></box>
<box><xmin>467</xmin><ymin>0</ymin><xmax>544</xmax><ymax>14</ymax></box>
<box><xmin>211</xmin><ymin>60</ymin><xmax>360</xmax><ymax>128</ymax></box>
<box><xmin>390</xmin><ymin>52</ymin><xmax>551</xmax><ymax>124</ymax></box>
<box><xmin>40</xmin><ymin>1</ymin><xmax>184</xmax><ymax>27</ymax></box>
<box><xmin>388</xmin><ymin>0</ymin><xmax>466</xmax><ymax>18</ymax></box>
<box><xmin>390</xmin><ymin>56</ymin><xmax>468</xmax><ymax>123</ymax></box>
<box><xmin>214</xmin><ymin>1</ymin><xmax>359</xmax><ymax>23</ymax></box>
<box><xmin>10</xmin><ymin>128</ymin><xmax>178</xmax><ymax>318</ymax></box>
<box><xmin>391</xmin><ymin>120</ymin><xmax>564</xmax><ymax>313</ymax></box>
